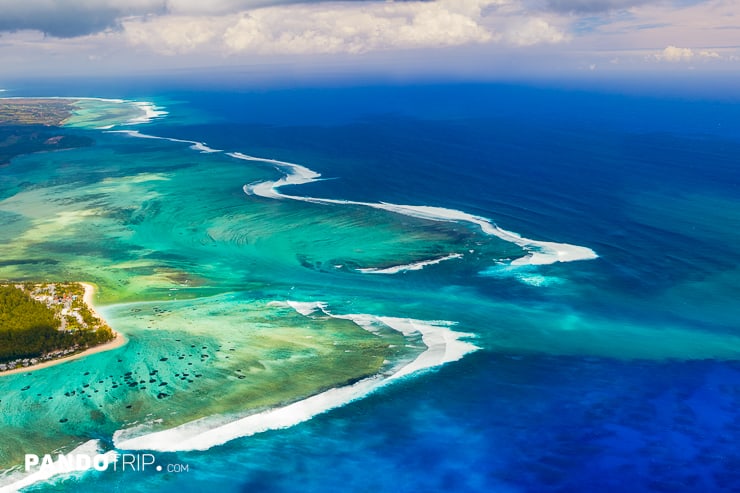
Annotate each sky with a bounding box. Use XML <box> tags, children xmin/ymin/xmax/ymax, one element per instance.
<box><xmin>0</xmin><ymin>0</ymin><xmax>738</xmax><ymax>85</ymax></box>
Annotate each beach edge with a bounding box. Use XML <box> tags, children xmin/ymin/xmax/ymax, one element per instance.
<box><xmin>0</xmin><ymin>282</ymin><xmax>126</xmax><ymax>377</ymax></box>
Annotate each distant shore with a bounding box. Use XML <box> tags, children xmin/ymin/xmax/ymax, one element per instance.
<box><xmin>0</xmin><ymin>97</ymin><xmax>76</xmax><ymax>126</ymax></box>
<box><xmin>0</xmin><ymin>283</ymin><xmax>126</xmax><ymax>377</ymax></box>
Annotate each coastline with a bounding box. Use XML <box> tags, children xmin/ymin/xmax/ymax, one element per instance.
<box><xmin>0</xmin><ymin>282</ymin><xmax>126</xmax><ymax>377</ymax></box>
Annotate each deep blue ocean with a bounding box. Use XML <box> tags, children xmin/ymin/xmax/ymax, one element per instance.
<box><xmin>4</xmin><ymin>82</ymin><xmax>740</xmax><ymax>492</ymax></box>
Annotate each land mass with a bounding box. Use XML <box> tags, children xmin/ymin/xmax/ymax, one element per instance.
<box><xmin>0</xmin><ymin>98</ymin><xmax>76</xmax><ymax>126</ymax></box>
<box><xmin>0</xmin><ymin>282</ymin><xmax>124</xmax><ymax>375</ymax></box>
<box><xmin>0</xmin><ymin>98</ymin><xmax>93</xmax><ymax>165</ymax></box>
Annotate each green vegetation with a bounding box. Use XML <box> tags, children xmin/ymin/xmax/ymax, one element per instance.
<box><xmin>0</xmin><ymin>99</ymin><xmax>75</xmax><ymax>126</ymax></box>
<box><xmin>0</xmin><ymin>283</ymin><xmax>114</xmax><ymax>365</ymax></box>
<box><xmin>0</xmin><ymin>285</ymin><xmax>61</xmax><ymax>361</ymax></box>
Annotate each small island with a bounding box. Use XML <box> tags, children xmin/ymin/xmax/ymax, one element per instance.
<box><xmin>0</xmin><ymin>282</ymin><xmax>123</xmax><ymax>375</ymax></box>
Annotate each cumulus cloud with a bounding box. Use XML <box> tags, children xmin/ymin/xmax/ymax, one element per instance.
<box><xmin>124</xmin><ymin>16</ymin><xmax>223</xmax><ymax>54</ymax></box>
<box><xmin>502</xmin><ymin>18</ymin><xmax>568</xmax><ymax>46</ymax></box>
<box><xmin>698</xmin><ymin>49</ymin><xmax>720</xmax><ymax>58</ymax></box>
<box><xmin>124</xmin><ymin>0</ymin><xmax>563</xmax><ymax>56</ymax></box>
<box><xmin>658</xmin><ymin>45</ymin><xmax>694</xmax><ymax>61</ymax></box>
<box><xmin>0</xmin><ymin>0</ymin><xmax>573</xmax><ymax>65</ymax></box>
<box><xmin>654</xmin><ymin>45</ymin><xmax>720</xmax><ymax>61</ymax></box>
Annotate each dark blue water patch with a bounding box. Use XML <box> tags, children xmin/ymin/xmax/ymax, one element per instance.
<box><xmin>158</xmin><ymin>115</ymin><xmax>739</xmax><ymax>220</ymax></box>
<box><xmin>120</xmin><ymin>82</ymin><xmax>740</xmax><ymax>136</ymax></box>
<box><xmin>48</xmin><ymin>353</ymin><xmax>740</xmax><ymax>493</ymax></box>
<box><xmin>158</xmin><ymin>115</ymin><xmax>739</xmax><ymax>294</ymax></box>
<box><xmin>224</xmin><ymin>353</ymin><xmax>740</xmax><ymax>493</ymax></box>
<box><xmin>5</xmin><ymin>79</ymin><xmax>740</xmax><ymax>136</ymax></box>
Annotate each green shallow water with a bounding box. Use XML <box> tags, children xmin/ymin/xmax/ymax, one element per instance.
<box><xmin>0</xmin><ymin>130</ymin><xmax>510</xmax><ymax>302</ymax></box>
<box><xmin>0</xmin><ymin>122</ymin><xmax>495</xmax><ymax>468</ymax></box>
<box><xmin>0</xmin><ymin>295</ymin><xmax>414</xmax><ymax>468</ymax></box>
<box><xmin>64</xmin><ymin>100</ymin><xmax>159</xmax><ymax>129</ymax></box>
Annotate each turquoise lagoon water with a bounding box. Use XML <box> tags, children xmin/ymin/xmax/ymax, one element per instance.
<box><xmin>0</xmin><ymin>85</ymin><xmax>739</xmax><ymax>492</ymax></box>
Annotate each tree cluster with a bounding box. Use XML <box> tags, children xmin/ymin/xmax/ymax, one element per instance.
<box><xmin>0</xmin><ymin>285</ymin><xmax>112</xmax><ymax>362</ymax></box>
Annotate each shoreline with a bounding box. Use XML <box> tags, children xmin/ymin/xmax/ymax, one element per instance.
<box><xmin>0</xmin><ymin>283</ymin><xmax>126</xmax><ymax>378</ymax></box>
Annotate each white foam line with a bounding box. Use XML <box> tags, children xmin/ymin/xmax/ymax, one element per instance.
<box><xmin>0</xmin><ymin>440</ymin><xmax>115</xmax><ymax>493</ymax></box>
<box><xmin>232</xmin><ymin>152</ymin><xmax>320</xmax><ymax>199</ymax></box>
<box><xmin>367</xmin><ymin>204</ymin><xmax>598</xmax><ymax>266</ymax></box>
<box><xmin>70</xmin><ymin>98</ymin><xmax>168</xmax><ymax>125</ymax></box>
<box><xmin>319</xmin><ymin>306</ymin><xmax>475</xmax><ymax>376</ymax></box>
<box><xmin>357</xmin><ymin>253</ymin><xmax>464</xmax><ymax>274</ymax></box>
<box><xmin>127</xmin><ymin>101</ymin><xmax>168</xmax><ymax>125</ymax></box>
<box><xmin>232</xmin><ymin>153</ymin><xmax>597</xmax><ymax>266</ymax></box>
<box><xmin>378</xmin><ymin>316</ymin><xmax>475</xmax><ymax>379</ymax></box>
<box><xmin>112</xmin><ymin>304</ymin><xmax>478</xmax><ymax>452</ymax></box>
<box><xmin>106</xmin><ymin>133</ymin><xmax>589</xmax><ymax>268</ymax></box>
<box><xmin>105</xmin><ymin>117</ymin><xmax>595</xmax><ymax>266</ymax></box>
<box><xmin>109</xmin><ymin>129</ymin><xmax>221</xmax><ymax>153</ymax></box>
<box><xmin>285</xmin><ymin>300</ymin><xmax>327</xmax><ymax>317</ymax></box>
<box><xmin>66</xmin><ymin>98</ymin><xmax>166</xmax><ymax>126</ymax></box>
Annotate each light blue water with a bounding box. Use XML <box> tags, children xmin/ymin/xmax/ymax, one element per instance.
<box><xmin>1</xmin><ymin>83</ymin><xmax>739</xmax><ymax>492</ymax></box>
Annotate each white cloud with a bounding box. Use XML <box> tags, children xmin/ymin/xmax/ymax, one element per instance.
<box><xmin>657</xmin><ymin>45</ymin><xmax>694</xmax><ymax>61</ymax></box>
<box><xmin>502</xmin><ymin>18</ymin><xmax>568</xmax><ymax>46</ymax></box>
<box><xmin>654</xmin><ymin>45</ymin><xmax>721</xmax><ymax>62</ymax></box>
<box><xmin>122</xmin><ymin>0</ymin><xmax>571</xmax><ymax>56</ymax></box>
<box><xmin>124</xmin><ymin>16</ymin><xmax>225</xmax><ymax>55</ymax></box>
<box><xmin>0</xmin><ymin>0</ymin><xmax>737</xmax><ymax>79</ymax></box>
<box><xmin>698</xmin><ymin>49</ymin><xmax>720</xmax><ymax>59</ymax></box>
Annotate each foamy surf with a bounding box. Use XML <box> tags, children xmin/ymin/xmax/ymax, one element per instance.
<box><xmin>285</xmin><ymin>300</ymin><xmax>327</xmax><ymax>316</ymax></box>
<box><xmin>105</xmin><ymin>128</ymin><xmax>596</xmax><ymax>268</ymax></box>
<box><xmin>0</xmin><ymin>440</ymin><xmax>115</xmax><ymax>493</ymax></box>
<box><xmin>75</xmin><ymin>98</ymin><xmax>167</xmax><ymax>126</ymax></box>
<box><xmin>112</xmin><ymin>303</ymin><xmax>478</xmax><ymax>452</ymax></box>
<box><xmin>357</xmin><ymin>253</ymin><xmax>464</xmax><ymax>274</ymax></box>
<box><xmin>128</xmin><ymin>102</ymin><xmax>168</xmax><ymax>125</ymax></box>
<box><xmin>110</xmin><ymin>130</ymin><xmax>221</xmax><ymax>153</ymax></box>
<box><xmin>232</xmin><ymin>153</ymin><xmax>598</xmax><ymax>267</ymax></box>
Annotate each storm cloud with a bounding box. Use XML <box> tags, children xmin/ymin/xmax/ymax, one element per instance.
<box><xmin>0</xmin><ymin>0</ymin><xmax>160</xmax><ymax>37</ymax></box>
<box><xmin>0</xmin><ymin>0</ymin><xmax>401</xmax><ymax>37</ymax></box>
